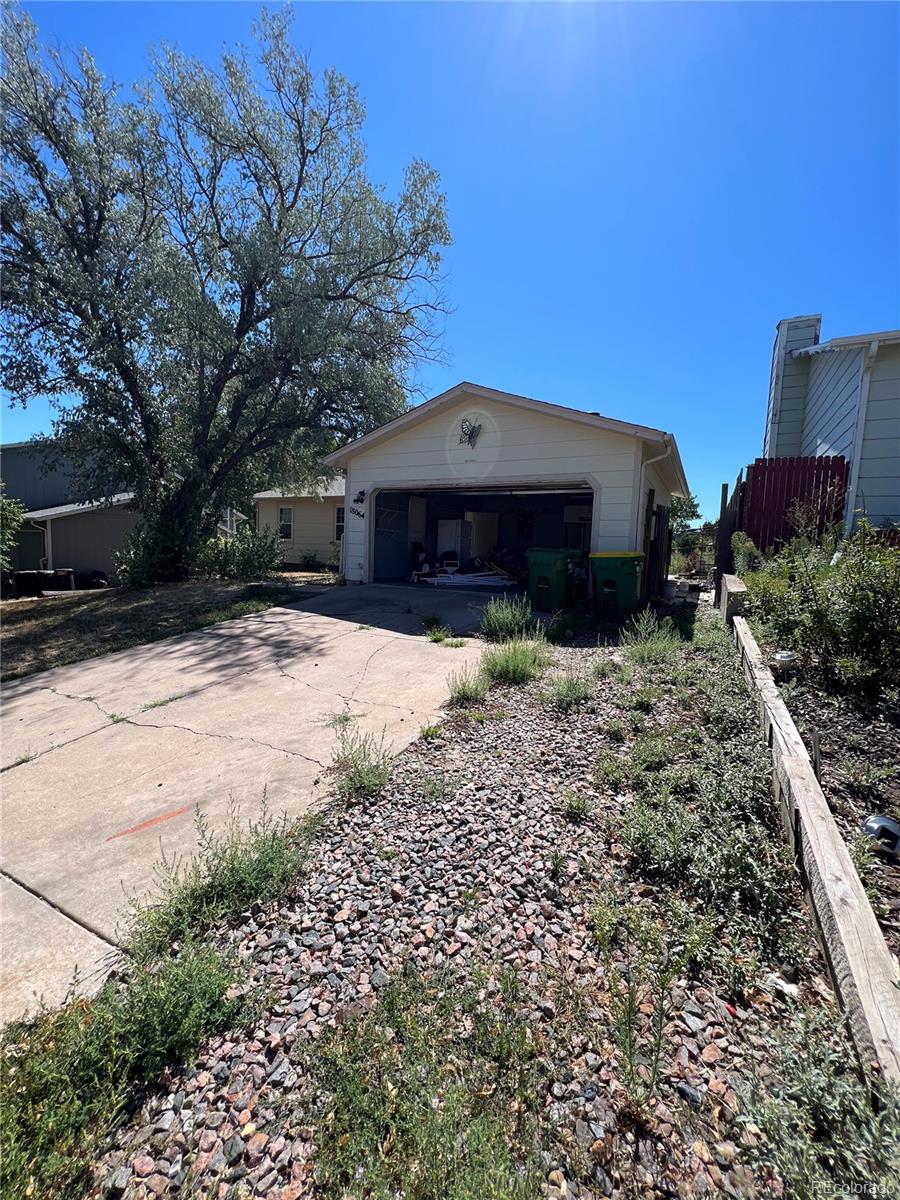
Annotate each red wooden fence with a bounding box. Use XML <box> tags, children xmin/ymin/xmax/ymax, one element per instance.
<box><xmin>742</xmin><ymin>455</ymin><xmax>849</xmax><ymax>553</ymax></box>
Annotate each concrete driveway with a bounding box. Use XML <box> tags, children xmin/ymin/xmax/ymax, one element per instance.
<box><xmin>0</xmin><ymin>584</ymin><xmax>486</xmax><ymax>1022</ymax></box>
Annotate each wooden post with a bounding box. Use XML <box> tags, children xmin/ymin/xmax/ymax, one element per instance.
<box><xmin>727</xmin><ymin>616</ymin><xmax>900</xmax><ymax>1081</ymax></box>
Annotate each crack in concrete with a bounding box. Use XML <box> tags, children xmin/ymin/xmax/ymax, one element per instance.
<box><xmin>0</xmin><ymin>866</ymin><xmax>122</xmax><ymax>952</ymax></box>
<box><xmin>129</xmin><ymin>717</ymin><xmax>328</xmax><ymax>769</ymax></box>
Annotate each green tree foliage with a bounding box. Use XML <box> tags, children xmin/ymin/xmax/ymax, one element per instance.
<box><xmin>1</xmin><ymin>6</ymin><xmax>450</xmax><ymax>579</ymax></box>
<box><xmin>670</xmin><ymin>492</ymin><xmax>701</xmax><ymax>535</ymax></box>
<box><xmin>0</xmin><ymin>482</ymin><xmax>26</xmax><ymax>572</ymax></box>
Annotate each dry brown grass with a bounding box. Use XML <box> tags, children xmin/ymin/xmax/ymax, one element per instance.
<box><xmin>0</xmin><ymin>573</ymin><xmax>335</xmax><ymax>681</ymax></box>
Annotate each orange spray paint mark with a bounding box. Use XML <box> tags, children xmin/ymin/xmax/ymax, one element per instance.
<box><xmin>106</xmin><ymin>803</ymin><xmax>192</xmax><ymax>841</ymax></box>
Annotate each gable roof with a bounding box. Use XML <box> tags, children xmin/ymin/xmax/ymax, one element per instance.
<box><xmin>322</xmin><ymin>381</ymin><xmax>688</xmax><ymax>494</ymax></box>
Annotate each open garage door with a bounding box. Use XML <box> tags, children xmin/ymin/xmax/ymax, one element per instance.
<box><xmin>372</xmin><ymin>486</ymin><xmax>593</xmax><ymax>587</ymax></box>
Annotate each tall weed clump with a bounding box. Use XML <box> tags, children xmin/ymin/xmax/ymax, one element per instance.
<box><xmin>620</xmin><ymin>608</ymin><xmax>681</xmax><ymax>665</ymax></box>
<box><xmin>479</xmin><ymin>595</ymin><xmax>534</xmax><ymax>642</ymax></box>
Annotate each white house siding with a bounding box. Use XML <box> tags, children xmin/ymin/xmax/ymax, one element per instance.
<box><xmin>256</xmin><ymin>496</ymin><xmax>344</xmax><ymax>564</ymax></box>
<box><xmin>855</xmin><ymin>344</ymin><xmax>900</xmax><ymax>525</ymax></box>
<box><xmin>799</xmin><ymin>347</ymin><xmax>863</xmax><ymax>459</ymax></box>
<box><xmin>341</xmin><ymin>395</ymin><xmax>642</xmax><ymax>583</ymax></box>
<box><xmin>765</xmin><ymin>316</ymin><xmax>821</xmax><ymax>457</ymax></box>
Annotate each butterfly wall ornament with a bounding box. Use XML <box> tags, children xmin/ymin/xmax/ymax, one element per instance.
<box><xmin>459</xmin><ymin>418</ymin><xmax>482</xmax><ymax>448</ymax></box>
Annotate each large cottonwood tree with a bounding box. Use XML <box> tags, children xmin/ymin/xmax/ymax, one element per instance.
<box><xmin>1</xmin><ymin>6</ymin><xmax>449</xmax><ymax>577</ymax></box>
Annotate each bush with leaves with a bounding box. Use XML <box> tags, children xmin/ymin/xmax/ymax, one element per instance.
<box><xmin>193</xmin><ymin>524</ymin><xmax>281</xmax><ymax>581</ymax></box>
<box><xmin>744</xmin><ymin>520</ymin><xmax>900</xmax><ymax>696</ymax></box>
<box><xmin>0</xmin><ymin>481</ymin><xmax>26</xmax><ymax>572</ymax></box>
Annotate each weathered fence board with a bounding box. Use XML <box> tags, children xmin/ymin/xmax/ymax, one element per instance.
<box><xmin>723</xmin><ymin>597</ymin><xmax>900</xmax><ymax>1080</ymax></box>
<box><xmin>742</xmin><ymin>455</ymin><xmax>849</xmax><ymax>553</ymax></box>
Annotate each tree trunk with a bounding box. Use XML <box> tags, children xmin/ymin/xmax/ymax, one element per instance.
<box><xmin>142</xmin><ymin>483</ymin><xmax>209</xmax><ymax>581</ymax></box>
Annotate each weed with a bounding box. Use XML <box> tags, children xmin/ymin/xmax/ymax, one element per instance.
<box><xmin>598</xmin><ymin>717</ymin><xmax>628</xmax><ymax>743</ymax></box>
<box><xmin>563</xmin><ymin>787</ymin><xmax>592</xmax><ymax>823</ymax></box>
<box><xmin>447</xmin><ymin>666</ymin><xmax>490</xmax><ymax>707</ymax></box>
<box><xmin>419</xmin><ymin>723</ymin><xmax>442</xmax><ymax>741</ymax></box>
<box><xmin>125</xmin><ymin>803</ymin><xmax>314</xmax><ymax>962</ymax></box>
<box><xmin>420</xmin><ymin>612</ymin><xmax>445</xmax><ymax>633</ymax></box>
<box><xmin>307</xmin><ymin>969</ymin><xmax>543</xmax><ymax>1199</ymax></box>
<box><xmin>591</xmin><ymin>656</ymin><xmax>619</xmax><ymax>680</ymax></box>
<box><xmin>594</xmin><ymin>750</ymin><xmax>630</xmax><ymax>792</ymax></box>
<box><xmin>620</xmin><ymin>686</ymin><xmax>662</xmax><ymax>713</ymax></box>
<box><xmin>549</xmin><ymin>848</ymin><xmax>566</xmax><ymax>882</ymax></box>
<box><xmin>422</xmin><ymin>772</ymin><xmax>452</xmax><ymax>801</ymax></box>
<box><xmin>743</xmin><ymin>1008</ymin><xmax>900</xmax><ymax>1196</ymax></box>
<box><xmin>356</xmin><ymin>623</ymin><xmax>372</xmax><ymax>631</ymax></box>
<box><xmin>443</xmin><ymin>637</ymin><xmax>467</xmax><ymax>648</ymax></box>
<box><xmin>427</xmin><ymin>625</ymin><xmax>450</xmax><ymax>643</ymax></box>
<box><xmin>481</xmin><ymin>638</ymin><xmax>551</xmax><ymax>686</ymax></box>
<box><xmin>592</xmin><ymin>896</ymin><xmax>708</xmax><ymax>1104</ymax></box>
<box><xmin>0</xmin><ymin>942</ymin><xmax>240</xmax><ymax>1200</ymax></box>
<box><xmin>841</xmin><ymin>759</ymin><xmax>897</xmax><ymax>801</ymax></box>
<box><xmin>326</xmin><ymin>711</ymin><xmax>355</xmax><ymax>731</ymax></box>
<box><xmin>543</xmin><ymin>671</ymin><xmax>594</xmax><ymax>711</ymax></box>
<box><xmin>331</xmin><ymin>726</ymin><xmax>392</xmax><ymax>802</ymax></box>
<box><xmin>620</xmin><ymin>608</ymin><xmax>681</xmax><ymax>665</ymax></box>
<box><xmin>480</xmin><ymin>594</ymin><xmax>534</xmax><ymax>642</ymax></box>
<box><xmin>141</xmin><ymin>693</ymin><xmax>185</xmax><ymax>711</ymax></box>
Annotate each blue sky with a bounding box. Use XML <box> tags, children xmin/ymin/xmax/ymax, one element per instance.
<box><xmin>6</xmin><ymin>1</ymin><xmax>899</xmax><ymax>519</ymax></box>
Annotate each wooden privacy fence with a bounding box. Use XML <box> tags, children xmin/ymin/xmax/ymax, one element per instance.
<box><xmin>715</xmin><ymin>455</ymin><xmax>849</xmax><ymax>600</ymax></box>
<box><xmin>719</xmin><ymin>578</ymin><xmax>900</xmax><ymax>1081</ymax></box>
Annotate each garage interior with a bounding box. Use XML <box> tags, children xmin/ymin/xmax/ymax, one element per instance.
<box><xmin>372</xmin><ymin>487</ymin><xmax>593</xmax><ymax>588</ymax></box>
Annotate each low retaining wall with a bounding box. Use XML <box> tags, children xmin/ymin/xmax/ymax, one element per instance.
<box><xmin>719</xmin><ymin>576</ymin><xmax>900</xmax><ymax>1081</ymax></box>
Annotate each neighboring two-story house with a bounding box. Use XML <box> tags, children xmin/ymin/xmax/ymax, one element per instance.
<box><xmin>763</xmin><ymin>315</ymin><xmax>900</xmax><ymax>528</ymax></box>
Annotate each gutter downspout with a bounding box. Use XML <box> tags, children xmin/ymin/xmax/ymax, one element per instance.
<box><xmin>633</xmin><ymin>437</ymin><xmax>673</xmax><ymax>549</ymax></box>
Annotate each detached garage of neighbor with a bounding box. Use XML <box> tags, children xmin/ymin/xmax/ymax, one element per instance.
<box><xmin>322</xmin><ymin>383</ymin><xmax>689</xmax><ymax>598</ymax></box>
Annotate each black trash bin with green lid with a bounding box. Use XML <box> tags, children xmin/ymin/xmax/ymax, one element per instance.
<box><xmin>526</xmin><ymin>547</ymin><xmax>581</xmax><ymax>611</ymax></box>
<box><xmin>589</xmin><ymin>552</ymin><xmax>643</xmax><ymax>615</ymax></box>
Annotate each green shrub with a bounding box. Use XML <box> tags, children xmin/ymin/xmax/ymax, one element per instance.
<box><xmin>543</xmin><ymin>671</ymin><xmax>594</xmax><ymax>711</ymax></box>
<box><xmin>447</xmin><ymin>666</ymin><xmax>490</xmax><ymax>707</ymax></box>
<box><xmin>331</xmin><ymin>726</ymin><xmax>392</xmax><ymax>801</ymax></box>
<box><xmin>481</xmin><ymin>638</ymin><xmax>551</xmax><ymax>685</ymax></box>
<box><xmin>620</xmin><ymin>608</ymin><xmax>681</xmax><ymax>664</ymax></box>
<box><xmin>193</xmin><ymin>523</ymin><xmax>282</xmax><ymax>580</ymax></box>
<box><xmin>125</xmin><ymin>804</ymin><xmax>313</xmax><ymax>962</ymax></box>
<box><xmin>427</xmin><ymin>625</ymin><xmax>450</xmax><ymax>642</ymax></box>
<box><xmin>745</xmin><ymin>521</ymin><xmax>900</xmax><ymax>697</ymax></box>
<box><xmin>479</xmin><ymin>595</ymin><xmax>534</xmax><ymax>642</ymax></box>
<box><xmin>0</xmin><ymin>942</ymin><xmax>240</xmax><ymax>1200</ymax></box>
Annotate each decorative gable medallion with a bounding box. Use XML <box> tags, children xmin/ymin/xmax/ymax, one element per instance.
<box><xmin>458</xmin><ymin>417</ymin><xmax>482</xmax><ymax>448</ymax></box>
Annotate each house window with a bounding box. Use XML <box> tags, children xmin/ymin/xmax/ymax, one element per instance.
<box><xmin>335</xmin><ymin>505</ymin><xmax>345</xmax><ymax>541</ymax></box>
<box><xmin>278</xmin><ymin>506</ymin><xmax>293</xmax><ymax>540</ymax></box>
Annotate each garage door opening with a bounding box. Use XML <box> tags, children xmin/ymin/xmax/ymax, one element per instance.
<box><xmin>372</xmin><ymin>487</ymin><xmax>593</xmax><ymax>590</ymax></box>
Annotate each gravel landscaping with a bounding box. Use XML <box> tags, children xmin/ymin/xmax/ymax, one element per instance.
<box><xmin>8</xmin><ymin>606</ymin><xmax>896</xmax><ymax>1200</ymax></box>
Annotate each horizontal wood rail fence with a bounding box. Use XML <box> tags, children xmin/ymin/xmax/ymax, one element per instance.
<box><xmin>719</xmin><ymin>577</ymin><xmax>900</xmax><ymax>1081</ymax></box>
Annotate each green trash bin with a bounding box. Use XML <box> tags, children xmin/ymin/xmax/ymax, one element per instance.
<box><xmin>589</xmin><ymin>552</ymin><xmax>643</xmax><ymax>616</ymax></box>
<box><xmin>526</xmin><ymin>548</ymin><xmax>581</xmax><ymax>612</ymax></box>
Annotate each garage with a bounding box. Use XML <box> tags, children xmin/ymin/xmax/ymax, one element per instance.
<box><xmin>322</xmin><ymin>382</ymin><xmax>688</xmax><ymax>601</ymax></box>
<box><xmin>371</xmin><ymin>486</ymin><xmax>592</xmax><ymax>585</ymax></box>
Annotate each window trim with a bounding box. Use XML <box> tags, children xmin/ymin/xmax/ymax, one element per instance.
<box><xmin>334</xmin><ymin>504</ymin><xmax>345</xmax><ymax>541</ymax></box>
<box><xmin>278</xmin><ymin>505</ymin><xmax>293</xmax><ymax>541</ymax></box>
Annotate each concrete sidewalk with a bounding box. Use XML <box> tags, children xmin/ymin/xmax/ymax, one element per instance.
<box><xmin>0</xmin><ymin>586</ymin><xmax>484</xmax><ymax>1021</ymax></box>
